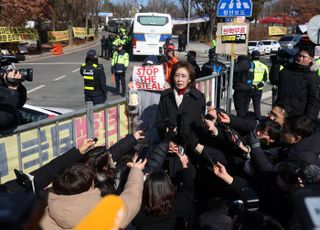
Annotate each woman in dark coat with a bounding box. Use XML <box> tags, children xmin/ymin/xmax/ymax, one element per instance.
<box><xmin>156</xmin><ymin>61</ymin><xmax>206</xmax><ymax>149</ymax></box>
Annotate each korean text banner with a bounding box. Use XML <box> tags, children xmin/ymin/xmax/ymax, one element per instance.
<box><xmin>0</xmin><ymin>27</ymin><xmax>39</xmax><ymax>43</ymax></box>
<box><xmin>269</xmin><ymin>26</ymin><xmax>287</xmax><ymax>36</ymax></box>
<box><xmin>48</xmin><ymin>30</ymin><xmax>69</xmax><ymax>42</ymax></box>
<box><xmin>0</xmin><ymin>103</ymin><xmax>129</xmax><ymax>183</ymax></box>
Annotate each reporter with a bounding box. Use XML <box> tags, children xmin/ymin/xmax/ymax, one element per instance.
<box><xmin>0</xmin><ymin>70</ymin><xmax>27</xmax><ymax>130</ymax></box>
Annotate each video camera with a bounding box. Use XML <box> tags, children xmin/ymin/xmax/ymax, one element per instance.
<box><xmin>0</xmin><ymin>55</ymin><xmax>33</xmax><ymax>83</ymax></box>
<box><xmin>270</xmin><ymin>48</ymin><xmax>298</xmax><ymax>66</ymax></box>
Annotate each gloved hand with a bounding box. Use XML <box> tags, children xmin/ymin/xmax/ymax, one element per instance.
<box><xmin>256</xmin><ymin>82</ymin><xmax>264</xmax><ymax>88</ymax></box>
<box><xmin>247</xmin><ymin>131</ymin><xmax>260</xmax><ymax>150</ymax></box>
<box><xmin>251</xmin><ymin>84</ymin><xmax>258</xmax><ymax>93</ymax></box>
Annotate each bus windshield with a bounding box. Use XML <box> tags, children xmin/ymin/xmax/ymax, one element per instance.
<box><xmin>137</xmin><ymin>16</ymin><xmax>169</xmax><ymax>26</ymax></box>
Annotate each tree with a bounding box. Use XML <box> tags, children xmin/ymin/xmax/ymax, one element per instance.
<box><xmin>0</xmin><ymin>0</ymin><xmax>52</xmax><ymax>26</ymax></box>
<box><xmin>265</xmin><ymin>0</ymin><xmax>320</xmax><ymax>25</ymax></box>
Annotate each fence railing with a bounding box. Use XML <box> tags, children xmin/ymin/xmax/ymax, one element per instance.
<box><xmin>0</xmin><ymin>74</ymin><xmax>224</xmax><ymax>183</ymax></box>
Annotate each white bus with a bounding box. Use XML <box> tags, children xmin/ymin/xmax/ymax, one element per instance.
<box><xmin>132</xmin><ymin>12</ymin><xmax>172</xmax><ymax>56</ymax></box>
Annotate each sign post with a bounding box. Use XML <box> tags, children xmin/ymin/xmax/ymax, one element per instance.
<box><xmin>217</xmin><ymin>0</ymin><xmax>253</xmax><ymax>17</ymax></box>
<box><xmin>217</xmin><ymin>0</ymin><xmax>252</xmax><ymax>113</ymax></box>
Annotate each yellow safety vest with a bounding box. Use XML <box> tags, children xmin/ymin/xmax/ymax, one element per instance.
<box><xmin>253</xmin><ymin>60</ymin><xmax>269</xmax><ymax>90</ymax></box>
<box><xmin>316</xmin><ymin>59</ymin><xmax>320</xmax><ymax>77</ymax></box>
<box><xmin>112</xmin><ymin>51</ymin><xmax>129</xmax><ymax>73</ymax></box>
<box><xmin>81</xmin><ymin>63</ymin><xmax>98</xmax><ymax>91</ymax></box>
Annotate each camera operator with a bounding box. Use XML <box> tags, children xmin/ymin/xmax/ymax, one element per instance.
<box><xmin>270</xmin><ymin>44</ymin><xmax>320</xmax><ymax>119</ymax></box>
<box><xmin>0</xmin><ymin>69</ymin><xmax>27</xmax><ymax>131</ymax></box>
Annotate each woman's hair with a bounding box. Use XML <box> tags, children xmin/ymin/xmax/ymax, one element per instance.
<box><xmin>283</xmin><ymin>115</ymin><xmax>314</xmax><ymax>139</ymax></box>
<box><xmin>52</xmin><ymin>163</ymin><xmax>94</xmax><ymax>195</ymax></box>
<box><xmin>143</xmin><ymin>170</ymin><xmax>175</xmax><ymax>216</ymax></box>
<box><xmin>81</xmin><ymin>146</ymin><xmax>116</xmax><ymax>196</ymax></box>
<box><xmin>169</xmin><ymin>61</ymin><xmax>196</xmax><ymax>88</ymax></box>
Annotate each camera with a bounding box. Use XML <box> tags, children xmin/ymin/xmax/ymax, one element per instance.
<box><xmin>270</xmin><ymin>48</ymin><xmax>298</xmax><ymax>65</ymax></box>
<box><xmin>0</xmin><ymin>55</ymin><xmax>33</xmax><ymax>83</ymax></box>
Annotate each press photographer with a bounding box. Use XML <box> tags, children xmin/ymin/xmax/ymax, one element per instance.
<box><xmin>269</xmin><ymin>43</ymin><xmax>320</xmax><ymax>119</ymax></box>
<box><xmin>0</xmin><ymin>55</ymin><xmax>33</xmax><ymax>131</ymax></box>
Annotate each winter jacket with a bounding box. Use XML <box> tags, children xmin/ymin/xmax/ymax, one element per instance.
<box><xmin>156</xmin><ymin>87</ymin><xmax>206</xmax><ymax>141</ymax></box>
<box><xmin>41</xmin><ymin>167</ymin><xmax>144</xmax><ymax>230</ymax></box>
<box><xmin>271</xmin><ymin>62</ymin><xmax>320</xmax><ymax>119</ymax></box>
<box><xmin>233</xmin><ymin>56</ymin><xmax>254</xmax><ymax>94</ymax></box>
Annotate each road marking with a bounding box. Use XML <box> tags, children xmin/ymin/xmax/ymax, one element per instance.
<box><xmin>54</xmin><ymin>75</ymin><xmax>67</xmax><ymax>81</ymax></box>
<box><xmin>72</xmin><ymin>68</ymin><xmax>80</xmax><ymax>73</ymax></box>
<box><xmin>27</xmin><ymin>85</ymin><xmax>45</xmax><ymax>94</ymax></box>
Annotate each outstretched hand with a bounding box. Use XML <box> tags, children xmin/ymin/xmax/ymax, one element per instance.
<box><xmin>78</xmin><ymin>139</ymin><xmax>96</xmax><ymax>154</ymax></box>
<box><xmin>212</xmin><ymin>162</ymin><xmax>233</xmax><ymax>185</ymax></box>
<box><xmin>127</xmin><ymin>154</ymin><xmax>147</xmax><ymax>170</ymax></box>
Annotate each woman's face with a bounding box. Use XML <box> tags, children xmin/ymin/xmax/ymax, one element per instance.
<box><xmin>174</xmin><ymin>67</ymin><xmax>191</xmax><ymax>90</ymax></box>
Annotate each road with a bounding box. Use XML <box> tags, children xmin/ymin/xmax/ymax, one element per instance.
<box><xmin>15</xmin><ymin>39</ymin><xmax>273</xmax><ymax>114</ymax></box>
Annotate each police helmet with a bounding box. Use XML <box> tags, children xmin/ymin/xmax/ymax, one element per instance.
<box><xmin>251</xmin><ymin>50</ymin><xmax>260</xmax><ymax>60</ymax></box>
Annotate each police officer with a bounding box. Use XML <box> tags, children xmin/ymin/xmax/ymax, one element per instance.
<box><xmin>186</xmin><ymin>50</ymin><xmax>200</xmax><ymax>78</ymax></box>
<box><xmin>100</xmin><ymin>35</ymin><xmax>106</xmax><ymax>58</ymax></box>
<box><xmin>233</xmin><ymin>55</ymin><xmax>254</xmax><ymax>118</ymax></box>
<box><xmin>200</xmin><ymin>48</ymin><xmax>227</xmax><ymax>78</ymax></box>
<box><xmin>111</xmin><ymin>44</ymin><xmax>129</xmax><ymax>97</ymax></box>
<box><xmin>80</xmin><ymin>49</ymin><xmax>108</xmax><ymax>105</ymax></box>
<box><xmin>105</xmin><ymin>33</ymin><xmax>113</xmax><ymax>60</ymax></box>
<box><xmin>250</xmin><ymin>50</ymin><xmax>269</xmax><ymax>120</ymax></box>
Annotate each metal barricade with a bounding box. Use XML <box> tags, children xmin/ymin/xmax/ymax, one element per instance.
<box><xmin>0</xmin><ymin>75</ymin><xmax>225</xmax><ymax>183</ymax></box>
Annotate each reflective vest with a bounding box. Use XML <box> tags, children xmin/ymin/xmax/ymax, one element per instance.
<box><xmin>80</xmin><ymin>63</ymin><xmax>101</xmax><ymax>94</ymax></box>
<box><xmin>113</xmin><ymin>37</ymin><xmax>126</xmax><ymax>46</ymax></box>
<box><xmin>253</xmin><ymin>60</ymin><xmax>269</xmax><ymax>90</ymax></box>
<box><xmin>112</xmin><ymin>51</ymin><xmax>129</xmax><ymax>73</ymax></box>
<box><xmin>211</xmin><ymin>39</ymin><xmax>217</xmax><ymax>48</ymax></box>
<box><xmin>316</xmin><ymin>59</ymin><xmax>320</xmax><ymax>77</ymax></box>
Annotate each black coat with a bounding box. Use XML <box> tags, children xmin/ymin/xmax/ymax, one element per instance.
<box><xmin>156</xmin><ymin>87</ymin><xmax>206</xmax><ymax>141</ymax></box>
<box><xmin>200</xmin><ymin>60</ymin><xmax>227</xmax><ymax>78</ymax></box>
<box><xmin>232</xmin><ymin>56</ymin><xmax>254</xmax><ymax>94</ymax></box>
<box><xmin>271</xmin><ymin>63</ymin><xmax>320</xmax><ymax>119</ymax></box>
<box><xmin>287</xmin><ymin>132</ymin><xmax>320</xmax><ymax>167</ymax></box>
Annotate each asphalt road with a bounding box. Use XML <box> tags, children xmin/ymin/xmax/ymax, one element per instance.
<box><xmin>15</xmin><ymin>39</ymin><xmax>273</xmax><ymax>113</ymax></box>
<box><xmin>15</xmin><ymin>41</ymin><xmax>142</xmax><ymax>110</ymax></box>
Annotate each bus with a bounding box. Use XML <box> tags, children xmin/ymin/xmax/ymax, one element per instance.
<box><xmin>132</xmin><ymin>12</ymin><xmax>172</xmax><ymax>56</ymax></box>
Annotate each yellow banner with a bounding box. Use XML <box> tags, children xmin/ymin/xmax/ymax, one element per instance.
<box><xmin>0</xmin><ymin>27</ymin><xmax>39</xmax><ymax>43</ymax></box>
<box><xmin>268</xmin><ymin>26</ymin><xmax>288</xmax><ymax>36</ymax></box>
<box><xmin>48</xmin><ymin>30</ymin><xmax>69</xmax><ymax>42</ymax></box>
<box><xmin>72</xmin><ymin>27</ymin><xmax>87</xmax><ymax>38</ymax></box>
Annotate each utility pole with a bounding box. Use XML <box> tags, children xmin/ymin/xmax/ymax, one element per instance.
<box><xmin>187</xmin><ymin>0</ymin><xmax>191</xmax><ymax>49</ymax></box>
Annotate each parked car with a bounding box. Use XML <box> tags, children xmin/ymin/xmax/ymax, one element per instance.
<box><xmin>278</xmin><ymin>35</ymin><xmax>302</xmax><ymax>49</ymax></box>
<box><xmin>20</xmin><ymin>104</ymin><xmax>73</xmax><ymax>124</ymax></box>
<box><xmin>261</xmin><ymin>40</ymin><xmax>281</xmax><ymax>54</ymax></box>
<box><xmin>248</xmin><ymin>41</ymin><xmax>265</xmax><ymax>55</ymax></box>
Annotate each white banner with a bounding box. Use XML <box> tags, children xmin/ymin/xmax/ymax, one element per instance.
<box><xmin>132</xmin><ymin>65</ymin><xmax>165</xmax><ymax>91</ymax></box>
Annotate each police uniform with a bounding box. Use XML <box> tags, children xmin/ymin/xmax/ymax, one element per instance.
<box><xmin>251</xmin><ymin>59</ymin><xmax>269</xmax><ymax>119</ymax></box>
<box><xmin>112</xmin><ymin>46</ymin><xmax>129</xmax><ymax>97</ymax></box>
<box><xmin>80</xmin><ymin>50</ymin><xmax>108</xmax><ymax>105</ymax></box>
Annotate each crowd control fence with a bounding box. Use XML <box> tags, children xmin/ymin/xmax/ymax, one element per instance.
<box><xmin>0</xmin><ymin>74</ymin><xmax>226</xmax><ymax>183</ymax></box>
